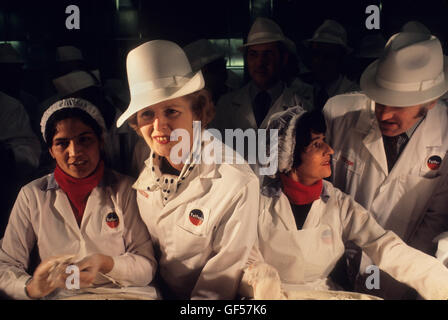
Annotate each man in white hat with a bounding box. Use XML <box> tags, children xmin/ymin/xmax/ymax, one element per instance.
<box><xmin>210</xmin><ymin>18</ymin><xmax>313</xmax><ymax>172</ymax></box>
<box><xmin>184</xmin><ymin>39</ymin><xmax>243</xmax><ymax>104</ymax></box>
<box><xmin>301</xmin><ymin>19</ymin><xmax>359</xmax><ymax>110</ymax></box>
<box><xmin>323</xmin><ymin>32</ymin><xmax>448</xmax><ymax>299</ymax></box>
<box><xmin>212</xmin><ymin>17</ymin><xmax>313</xmax><ymax>134</ymax></box>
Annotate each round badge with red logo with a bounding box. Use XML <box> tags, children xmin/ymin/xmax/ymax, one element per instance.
<box><xmin>106</xmin><ymin>212</ymin><xmax>119</xmax><ymax>228</ymax></box>
<box><xmin>427</xmin><ymin>155</ymin><xmax>442</xmax><ymax>170</ymax></box>
<box><xmin>189</xmin><ymin>209</ymin><xmax>204</xmax><ymax>226</ymax></box>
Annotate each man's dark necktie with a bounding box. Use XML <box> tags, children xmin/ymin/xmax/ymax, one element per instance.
<box><xmin>383</xmin><ymin>133</ymin><xmax>409</xmax><ymax>172</ymax></box>
<box><xmin>253</xmin><ymin>91</ymin><xmax>271</xmax><ymax>127</ymax></box>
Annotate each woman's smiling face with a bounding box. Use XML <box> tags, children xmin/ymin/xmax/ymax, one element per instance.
<box><xmin>49</xmin><ymin>118</ymin><xmax>101</xmax><ymax>178</ymax></box>
<box><xmin>136</xmin><ymin>95</ymin><xmax>199</xmax><ymax>169</ymax></box>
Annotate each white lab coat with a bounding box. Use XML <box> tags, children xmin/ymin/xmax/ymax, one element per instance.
<box><xmin>212</xmin><ymin>81</ymin><xmax>313</xmax><ymax>133</ymax></box>
<box><xmin>133</xmin><ymin>140</ymin><xmax>259</xmax><ymax>299</ymax></box>
<box><xmin>0</xmin><ymin>169</ymin><xmax>158</xmax><ymax>300</ymax></box>
<box><xmin>323</xmin><ymin>93</ymin><xmax>448</xmax><ymax>255</ymax></box>
<box><xmin>0</xmin><ymin>91</ymin><xmax>41</xmax><ymax>172</ymax></box>
<box><xmin>253</xmin><ymin>180</ymin><xmax>448</xmax><ymax>299</ymax></box>
<box><xmin>210</xmin><ymin>82</ymin><xmax>311</xmax><ymax>177</ymax></box>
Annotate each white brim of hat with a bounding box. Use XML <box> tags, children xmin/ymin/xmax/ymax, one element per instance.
<box><xmin>116</xmin><ymin>70</ymin><xmax>204</xmax><ymax>127</ymax></box>
<box><xmin>360</xmin><ymin>57</ymin><xmax>448</xmax><ymax>107</ymax></box>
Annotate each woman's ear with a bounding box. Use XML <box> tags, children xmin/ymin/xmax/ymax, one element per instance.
<box><xmin>48</xmin><ymin>148</ymin><xmax>55</xmax><ymax>159</ymax></box>
<box><xmin>198</xmin><ymin>89</ymin><xmax>216</xmax><ymax>129</ymax></box>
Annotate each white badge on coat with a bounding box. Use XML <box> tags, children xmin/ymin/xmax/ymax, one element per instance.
<box><xmin>106</xmin><ymin>212</ymin><xmax>119</xmax><ymax>229</ymax></box>
<box><xmin>177</xmin><ymin>204</ymin><xmax>211</xmax><ymax>236</ymax></box>
<box><xmin>427</xmin><ymin>155</ymin><xmax>442</xmax><ymax>171</ymax></box>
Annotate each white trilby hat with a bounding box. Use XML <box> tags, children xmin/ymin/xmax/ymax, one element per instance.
<box><xmin>361</xmin><ymin>32</ymin><xmax>448</xmax><ymax>107</ymax></box>
<box><xmin>40</xmin><ymin>98</ymin><xmax>106</xmax><ymax>143</ymax></box>
<box><xmin>401</xmin><ymin>21</ymin><xmax>431</xmax><ymax>35</ymax></box>
<box><xmin>0</xmin><ymin>43</ymin><xmax>24</xmax><ymax>64</ymax></box>
<box><xmin>52</xmin><ymin>70</ymin><xmax>101</xmax><ymax>95</ymax></box>
<box><xmin>117</xmin><ymin>40</ymin><xmax>205</xmax><ymax>127</ymax></box>
<box><xmin>305</xmin><ymin>19</ymin><xmax>352</xmax><ymax>53</ymax></box>
<box><xmin>184</xmin><ymin>39</ymin><xmax>224</xmax><ymax>73</ymax></box>
<box><xmin>56</xmin><ymin>46</ymin><xmax>83</xmax><ymax>62</ymax></box>
<box><xmin>239</xmin><ymin>17</ymin><xmax>296</xmax><ymax>54</ymax></box>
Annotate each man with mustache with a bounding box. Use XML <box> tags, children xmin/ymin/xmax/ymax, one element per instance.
<box><xmin>323</xmin><ymin>32</ymin><xmax>448</xmax><ymax>299</ymax></box>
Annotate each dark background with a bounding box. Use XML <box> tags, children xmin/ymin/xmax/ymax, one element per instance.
<box><xmin>1</xmin><ymin>0</ymin><xmax>448</xmax><ymax>101</ymax></box>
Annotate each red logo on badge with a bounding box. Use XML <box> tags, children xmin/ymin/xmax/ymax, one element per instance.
<box><xmin>427</xmin><ymin>155</ymin><xmax>442</xmax><ymax>170</ymax></box>
<box><xmin>189</xmin><ymin>209</ymin><xmax>204</xmax><ymax>226</ymax></box>
<box><xmin>106</xmin><ymin>212</ymin><xmax>119</xmax><ymax>228</ymax></box>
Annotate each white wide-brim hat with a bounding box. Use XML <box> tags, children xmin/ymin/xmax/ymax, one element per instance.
<box><xmin>305</xmin><ymin>19</ymin><xmax>352</xmax><ymax>53</ymax></box>
<box><xmin>239</xmin><ymin>17</ymin><xmax>296</xmax><ymax>54</ymax></box>
<box><xmin>361</xmin><ymin>32</ymin><xmax>448</xmax><ymax>107</ymax></box>
<box><xmin>52</xmin><ymin>70</ymin><xmax>101</xmax><ymax>96</ymax></box>
<box><xmin>56</xmin><ymin>45</ymin><xmax>83</xmax><ymax>62</ymax></box>
<box><xmin>184</xmin><ymin>39</ymin><xmax>224</xmax><ymax>73</ymax></box>
<box><xmin>117</xmin><ymin>40</ymin><xmax>205</xmax><ymax>127</ymax></box>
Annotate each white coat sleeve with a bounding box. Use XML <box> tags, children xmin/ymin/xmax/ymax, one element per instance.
<box><xmin>338</xmin><ymin>189</ymin><xmax>448</xmax><ymax>300</ymax></box>
<box><xmin>190</xmin><ymin>177</ymin><xmax>259</xmax><ymax>300</ymax></box>
<box><xmin>105</xmin><ymin>183</ymin><xmax>157</xmax><ymax>287</ymax></box>
<box><xmin>0</xmin><ymin>187</ymin><xmax>36</xmax><ymax>300</ymax></box>
<box><xmin>408</xmin><ymin>167</ymin><xmax>448</xmax><ymax>255</ymax></box>
<box><xmin>0</xmin><ymin>99</ymin><xmax>40</xmax><ymax>171</ymax></box>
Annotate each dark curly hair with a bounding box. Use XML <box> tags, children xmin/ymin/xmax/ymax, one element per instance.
<box><xmin>292</xmin><ymin>110</ymin><xmax>327</xmax><ymax>168</ymax></box>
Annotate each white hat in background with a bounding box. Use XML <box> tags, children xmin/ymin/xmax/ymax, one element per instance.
<box><xmin>183</xmin><ymin>39</ymin><xmax>224</xmax><ymax>73</ymax></box>
<box><xmin>40</xmin><ymin>98</ymin><xmax>106</xmax><ymax>142</ymax></box>
<box><xmin>401</xmin><ymin>21</ymin><xmax>431</xmax><ymax>34</ymax></box>
<box><xmin>53</xmin><ymin>70</ymin><xmax>101</xmax><ymax>96</ymax></box>
<box><xmin>361</xmin><ymin>32</ymin><xmax>448</xmax><ymax>106</ymax></box>
<box><xmin>117</xmin><ymin>40</ymin><xmax>204</xmax><ymax>127</ymax></box>
<box><xmin>357</xmin><ymin>34</ymin><xmax>387</xmax><ymax>59</ymax></box>
<box><xmin>239</xmin><ymin>17</ymin><xmax>296</xmax><ymax>54</ymax></box>
<box><xmin>0</xmin><ymin>43</ymin><xmax>24</xmax><ymax>64</ymax></box>
<box><xmin>305</xmin><ymin>19</ymin><xmax>352</xmax><ymax>53</ymax></box>
<box><xmin>56</xmin><ymin>45</ymin><xmax>83</xmax><ymax>62</ymax></box>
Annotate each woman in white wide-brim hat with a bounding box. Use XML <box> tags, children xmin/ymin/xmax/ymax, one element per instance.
<box><xmin>241</xmin><ymin>107</ymin><xmax>448</xmax><ymax>300</ymax></box>
<box><xmin>117</xmin><ymin>40</ymin><xmax>259</xmax><ymax>299</ymax></box>
<box><xmin>0</xmin><ymin>98</ymin><xmax>158</xmax><ymax>300</ymax></box>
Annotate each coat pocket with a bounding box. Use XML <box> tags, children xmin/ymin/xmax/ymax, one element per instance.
<box><xmin>174</xmin><ymin>204</ymin><xmax>213</xmax><ymax>260</ymax></box>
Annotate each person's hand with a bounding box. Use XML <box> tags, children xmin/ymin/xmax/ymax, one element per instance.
<box><xmin>25</xmin><ymin>256</ymin><xmax>71</xmax><ymax>299</ymax></box>
<box><xmin>75</xmin><ymin>253</ymin><xmax>114</xmax><ymax>288</ymax></box>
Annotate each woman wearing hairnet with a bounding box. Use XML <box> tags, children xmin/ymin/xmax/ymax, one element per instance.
<box><xmin>0</xmin><ymin>98</ymin><xmax>158</xmax><ymax>300</ymax></box>
<box><xmin>243</xmin><ymin>107</ymin><xmax>448</xmax><ymax>300</ymax></box>
<box><xmin>116</xmin><ymin>40</ymin><xmax>259</xmax><ymax>299</ymax></box>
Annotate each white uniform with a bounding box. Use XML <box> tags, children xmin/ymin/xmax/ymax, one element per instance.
<box><xmin>0</xmin><ymin>91</ymin><xmax>41</xmax><ymax>172</ymax></box>
<box><xmin>0</xmin><ymin>169</ymin><xmax>157</xmax><ymax>300</ymax></box>
<box><xmin>323</xmin><ymin>93</ymin><xmax>448</xmax><ymax>255</ymax></box>
<box><xmin>133</xmin><ymin>141</ymin><xmax>259</xmax><ymax>299</ymax></box>
<box><xmin>254</xmin><ymin>180</ymin><xmax>448</xmax><ymax>299</ymax></box>
<box><xmin>212</xmin><ymin>81</ymin><xmax>312</xmax><ymax>132</ymax></box>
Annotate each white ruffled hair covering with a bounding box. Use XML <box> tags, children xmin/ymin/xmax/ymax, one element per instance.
<box><xmin>40</xmin><ymin>98</ymin><xmax>106</xmax><ymax>142</ymax></box>
<box><xmin>265</xmin><ymin>106</ymin><xmax>307</xmax><ymax>174</ymax></box>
